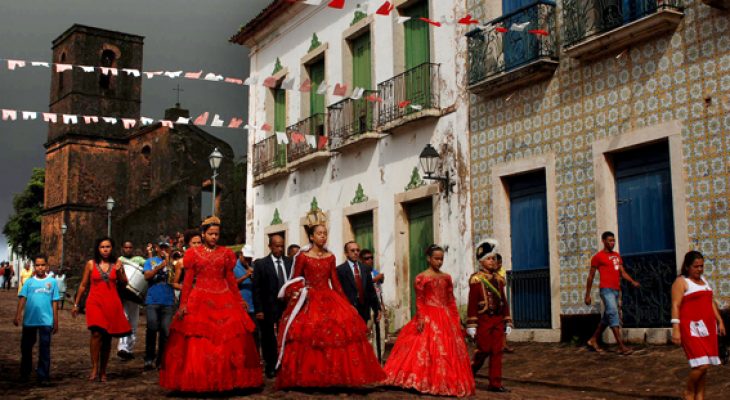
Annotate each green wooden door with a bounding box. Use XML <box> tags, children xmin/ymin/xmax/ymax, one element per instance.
<box><xmin>403</xmin><ymin>1</ymin><xmax>430</xmax><ymax>70</ymax></box>
<box><xmin>350</xmin><ymin>212</ymin><xmax>374</xmax><ymax>255</ymax></box>
<box><xmin>274</xmin><ymin>88</ymin><xmax>287</xmax><ymax>166</ymax></box>
<box><xmin>407</xmin><ymin>199</ymin><xmax>433</xmax><ymax>316</ymax></box>
<box><xmin>309</xmin><ymin>59</ymin><xmax>325</xmax><ymax>116</ymax></box>
<box><xmin>403</xmin><ymin>1</ymin><xmax>430</xmax><ymax>109</ymax></box>
<box><xmin>352</xmin><ymin>33</ymin><xmax>372</xmax><ymax>90</ymax></box>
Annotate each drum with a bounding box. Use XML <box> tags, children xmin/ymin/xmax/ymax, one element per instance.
<box><xmin>122</xmin><ymin>260</ymin><xmax>148</xmax><ymax>304</ymax></box>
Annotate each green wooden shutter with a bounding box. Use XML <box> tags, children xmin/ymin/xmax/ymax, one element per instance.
<box><xmin>407</xmin><ymin>199</ymin><xmax>434</xmax><ymax>316</ymax></box>
<box><xmin>274</xmin><ymin>88</ymin><xmax>287</xmax><ymax>166</ymax></box>
<box><xmin>350</xmin><ymin>212</ymin><xmax>374</xmax><ymax>255</ymax></box>
<box><xmin>352</xmin><ymin>33</ymin><xmax>372</xmax><ymax>90</ymax></box>
<box><xmin>403</xmin><ymin>1</ymin><xmax>430</xmax><ymax>70</ymax></box>
<box><xmin>309</xmin><ymin>59</ymin><xmax>325</xmax><ymax>116</ymax></box>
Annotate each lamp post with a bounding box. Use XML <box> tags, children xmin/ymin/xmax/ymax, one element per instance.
<box><xmin>61</xmin><ymin>223</ymin><xmax>67</xmax><ymax>271</ymax></box>
<box><xmin>208</xmin><ymin>147</ymin><xmax>223</xmax><ymax>217</ymax></box>
<box><xmin>419</xmin><ymin>144</ymin><xmax>455</xmax><ymax>198</ymax></box>
<box><xmin>106</xmin><ymin>197</ymin><xmax>115</xmax><ymax>237</ymax></box>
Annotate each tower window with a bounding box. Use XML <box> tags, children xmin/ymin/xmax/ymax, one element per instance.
<box><xmin>99</xmin><ymin>49</ymin><xmax>116</xmax><ymax>90</ymax></box>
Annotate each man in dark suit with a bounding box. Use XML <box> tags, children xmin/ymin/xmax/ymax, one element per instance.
<box><xmin>336</xmin><ymin>241</ymin><xmax>380</xmax><ymax>324</ymax></box>
<box><xmin>252</xmin><ymin>234</ymin><xmax>292</xmax><ymax>378</ymax></box>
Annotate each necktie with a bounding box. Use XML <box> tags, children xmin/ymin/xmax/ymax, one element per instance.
<box><xmin>353</xmin><ymin>263</ymin><xmax>365</xmax><ymax>304</ymax></box>
<box><xmin>276</xmin><ymin>259</ymin><xmax>285</xmax><ymax>288</ymax></box>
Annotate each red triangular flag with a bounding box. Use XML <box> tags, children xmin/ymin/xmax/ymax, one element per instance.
<box><xmin>261</xmin><ymin>122</ymin><xmax>272</xmax><ymax>131</ymax></box>
<box><xmin>495</xmin><ymin>26</ymin><xmax>508</xmax><ymax>33</ymax></box>
<box><xmin>376</xmin><ymin>1</ymin><xmax>394</xmax><ymax>16</ymax></box>
<box><xmin>366</xmin><ymin>93</ymin><xmax>383</xmax><ymax>103</ymax></box>
<box><xmin>528</xmin><ymin>29</ymin><xmax>549</xmax><ymax>36</ymax></box>
<box><xmin>333</xmin><ymin>83</ymin><xmax>348</xmax><ymax>97</ymax></box>
<box><xmin>318</xmin><ymin>135</ymin><xmax>329</xmax><ymax>149</ymax></box>
<box><xmin>263</xmin><ymin>76</ymin><xmax>278</xmax><ymax>88</ymax></box>
<box><xmin>193</xmin><ymin>112</ymin><xmax>209</xmax><ymax>126</ymax></box>
<box><xmin>419</xmin><ymin>17</ymin><xmax>441</xmax><ymax>27</ymax></box>
<box><xmin>299</xmin><ymin>79</ymin><xmax>312</xmax><ymax>92</ymax></box>
<box><xmin>291</xmin><ymin>131</ymin><xmax>305</xmax><ymax>144</ymax></box>
<box><xmin>328</xmin><ymin>0</ymin><xmax>345</xmax><ymax>9</ymax></box>
<box><xmin>458</xmin><ymin>15</ymin><xmax>479</xmax><ymax>25</ymax></box>
<box><xmin>398</xmin><ymin>100</ymin><xmax>411</xmax><ymax>108</ymax></box>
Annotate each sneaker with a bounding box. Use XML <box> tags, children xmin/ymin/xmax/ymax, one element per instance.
<box><xmin>117</xmin><ymin>350</ymin><xmax>133</xmax><ymax>360</ymax></box>
<box><xmin>143</xmin><ymin>361</ymin><xmax>154</xmax><ymax>371</ymax></box>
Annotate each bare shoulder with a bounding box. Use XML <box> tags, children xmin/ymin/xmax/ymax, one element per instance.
<box><xmin>84</xmin><ymin>260</ymin><xmax>95</xmax><ymax>270</ymax></box>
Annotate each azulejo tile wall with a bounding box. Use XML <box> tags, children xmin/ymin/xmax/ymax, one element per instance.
<box><xmin>467</xmin><ymin>0</ymin><xmax>730</xmax><ymax>313</ymax></box>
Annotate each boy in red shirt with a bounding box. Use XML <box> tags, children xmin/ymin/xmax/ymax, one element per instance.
<box><xmin>585</xmin><ymin>231</ymin><xmax>640</xmax><ymax>355</ymax></box>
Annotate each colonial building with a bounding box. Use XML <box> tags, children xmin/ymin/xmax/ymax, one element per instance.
<box><xmin>231</xmin><ymin>0</ymin><xmax>474</xmax><ymax>330</ymax></box>
<box><xmin>466</xmin><ymin>0</ymin><xmax>730</xmax><ymax>341</ymax></box>
<box><xmin>42</xmin><ymin>25</ymin><xmax>245</xmax><ymax>271</ymax></box>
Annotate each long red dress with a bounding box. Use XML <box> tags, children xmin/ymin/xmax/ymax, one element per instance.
<box><xmin>679</xmin><ymin>276</ymin><xmax>721</xmax><ymax>367</ymax></box>
<box><xmin>85</xmin><ymin>263</ymin><xmax>131</xmax><ymax>336</ymax></box>
<box><xmin>159</xmin><ymin>246</ymin><xmax>262</xmax><ymax>392</ymax></box>
<box><xmin>276</xmin><ymin>253</ymin><xmax>385</xmax><ymax>389</ymax></box>
<box><xmin>383</xmin><ymin>273</ymin><xmax>474</xmax><ymax>397</ymax></box>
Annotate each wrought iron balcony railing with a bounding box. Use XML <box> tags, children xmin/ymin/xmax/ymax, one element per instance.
<box><xmin>286</xmin><ymin>113</ymin><xmax>328</xmax><ymax>163</ymax></box>
<box><xmin>377</xmin><ymin>62</ymin><xmax>440</xmax><ymax>127</ymax></box>
<box><xmin>467</xmin><ymin>1</ymin><xmax>557</xmax><ymax>87</ymax></box>
<box><xmin>563</xmin><ymin>0</ymin><xmax>684</xmax><ymax>48</ymax></box>
<box><xmin>253</xmin><ymin>135</ymin><xmax>286</xmax><ymax>178</ymax></box>
<box><xmin>328</xmin><ymin>90</ymin><xmax>378</xmax><ymax>148</ymax></box>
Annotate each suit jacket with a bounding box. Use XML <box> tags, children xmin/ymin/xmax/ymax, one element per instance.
<box><xmin>252</xmin><ymin>254</ymin><xmax>292</xmax><ymax>322</ymax></box>
<box><xmin>336</xmin><ymin>260</ymin><xmax>380</xmax><ymax>323</ymax></box>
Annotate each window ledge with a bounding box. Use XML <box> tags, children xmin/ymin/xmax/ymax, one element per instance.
<box><xmin>253</xmin><ymin>167</ymin><xmax>289</xmax><ymax>187</ymax></box>
<box><xmin>287</xmin><ymin>150</ymin><xmax>331</xmax><ymax>170</ymax></box>
<box><xmin>469</xmin><ymin>58</ymin><xmax>559</xmax><ymax>98</ymax></box>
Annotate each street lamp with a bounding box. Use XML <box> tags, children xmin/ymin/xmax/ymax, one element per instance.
<box><xmin>419</xmin><ymin>144</ymin><xmax>455</xmax><ymax>198</ymax></box>
<box><xmin>208</xmin><ymin>147</ymin><xmax>223</xmax><ymax>217</ymax></box>
<box><xmin>61</xmin><ymin>223</ymin><xmax>67</xmax><ymax>271</ymax></box>
<box><xmin>106</xmin><ymin>197</ymin><xmax>115</xmax><ymax>237</ymax></box>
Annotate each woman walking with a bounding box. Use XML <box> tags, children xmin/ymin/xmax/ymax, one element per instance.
<box><xmin>159</xmin><ymin>217</ymin><xmax>262</xmax><ymax>392</ymax></box>
<box><xmin>671</xmin><ymin>250</ymin><xmax>726</xmax><ymax>400</ymax></box>
<box><xmin>72</xmin><ymin>237</ymin><xmax>131</xmax><ymax>382</ymax></box>
<box><xmin>383</xmin><ymin>244</ymin><xmax>474</xmax><ymax>397</ymax></box>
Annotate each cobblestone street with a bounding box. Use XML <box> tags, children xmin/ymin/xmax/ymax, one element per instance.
<box><xmin>1</xmin><ymin>290</ymin><xmax>729</xmax><ymax>399</ymax></box>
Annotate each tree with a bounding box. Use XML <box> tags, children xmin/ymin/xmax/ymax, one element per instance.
<box><xmin>3</xmin><ymin>168</ymin><xmax>44</xmax><ymax>258</ymax></box>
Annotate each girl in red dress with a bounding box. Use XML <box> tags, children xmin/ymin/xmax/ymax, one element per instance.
<box><xmin>72</xmin><ymin>237</ymin><xmax>131</xmax><ymax>382</ymax></box>
<box><xmin>276</xmin><ymin>209</ymin><xmax>385</xmax><ymax>389</ymax></box>
<box><xmin>383</xmin><ymin>244</ymin><xmax>475</xmax><ymax>397</ymax></box>
<box><xmin>159</xmin><ymin>217</ymin><xmax>262</xmax><ymax>392</ymax></box>
<box><xmin>671</xmin><ymin>251</ymin><xmax>726</xmax><ymax>400</ymax></box>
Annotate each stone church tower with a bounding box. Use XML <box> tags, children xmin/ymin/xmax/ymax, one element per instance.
<box><xmin>42</xmin><ymin>25</ymin><xmax>244</xmax><ymax>271</ymax></box>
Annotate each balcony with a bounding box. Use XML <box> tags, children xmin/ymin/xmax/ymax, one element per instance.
<box><xmin>328</xmin><ymin>90</ymin><xmax>384</xmax><ymax>151</ymax></box>
<box><xmin>702</xmin><ymin>0</ymin><xmax>730</xmax><ymax>9</ymax></box>
<box><xmin>286</xmin><ymin>113</ymin><xmax>330</xmax><ymax>170</ymax></box>
<box><xmin>377</xmin><ymin>63</ymin><xmax>441</xmax><ymax>132</ymax></box>
<box><xmin>563</xmin><ymin>0</ymin><xmax>684</xmax><ymax>61</ymax></box>
<box><xmin>467</xmin><ymin>1</ymin><xmax>558</xmax><ymax>97</ymax></box>
<box><xmin>252</xmin><ymin>135</ymin><xmax>288</xmax><ymax>186</ymax></box>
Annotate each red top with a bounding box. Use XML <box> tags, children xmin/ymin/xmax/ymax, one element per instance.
<box><xmin>591</xmin><ymin>250</ymin><xmax>622</xmax><ymax>290</ymax></box>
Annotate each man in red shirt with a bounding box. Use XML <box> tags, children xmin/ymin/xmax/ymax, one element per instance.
<box><xmin>584</xmin><ymin>231</ymin><xmax>640</xmax><ymax>355</ymax></box>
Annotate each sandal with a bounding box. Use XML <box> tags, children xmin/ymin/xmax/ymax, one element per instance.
<box><xmin>586</xmin><ymin>339</ymin><xmax>604</xmax><ymax>353</ymax></box>
<box><xmin>618</xmin><ymin>348</ymin><xmax>634</xmax><ymax>356</ymax></box>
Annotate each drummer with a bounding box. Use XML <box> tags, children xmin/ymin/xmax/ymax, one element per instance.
<box><xmin>117</xmin><ymin>241</ymin><xmax>146</xmax><ymax>361</ymax></box>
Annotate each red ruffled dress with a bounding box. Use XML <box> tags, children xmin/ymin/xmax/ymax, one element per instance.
<box><xmin>159</xmin><ymin>246</ymin><xmax>262</xmax><ymax>392</ymax></box>
<box><xmin>85</xmin><ymin>264</ymin><xmax>132</xmax><ymax>336</ymax></box>
<box><xmin>383</xmin><ymin>273</ymin><xmax>474</xmax><ymax>397</ymax></box>
<box><xmin>276</xmin><ymin>253</ymin><xmax>385</xmax><ymax>389</ymax></box>
<box><xmin>679</xmin><ymin>276</ymin><xmax>721</xmax><ymax>368</ymax></box>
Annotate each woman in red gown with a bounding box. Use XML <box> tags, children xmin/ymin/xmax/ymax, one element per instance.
<box><xmin>72</xmin><ymin>237</ymin><xmax>132</xmax><ymax>382</ymax></box>
<box><xmin>671</xmin><ymin>251</ymin><xmax>726</xmax><ymax>400</ymax></box>
<box><xmin>159</xmin><ymin>217</ymin><xmax>262</xmax><ymax>392</ymax></box>
<box><xmin>276</xmin><ymin>209</ymin><xmax>385</xmax><ymax>389</ymax></box>
<box><xmin>383</xmin><ymin>245</ymin><xmax>475</xmax><ymax>397</ymax></box>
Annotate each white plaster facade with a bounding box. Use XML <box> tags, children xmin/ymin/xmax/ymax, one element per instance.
<box><xmin>236</xmin><ymin>0</ymin><xmax>474</xmax><ymax>331</ymax></box>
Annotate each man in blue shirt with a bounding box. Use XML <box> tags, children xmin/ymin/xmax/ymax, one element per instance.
<box><xmin>234</xmin><ymin>245</ymin><xmax>258</xmax><ymax>350</ymax></box>
<box><xmin>142</xmin><ymin>241</ymin><xmax>175</xmax><ymax>370</ymax></box>
<box><xmin>14</xmin><ymin>255</ymin><xmax>60</xmax><ymax>385</ymax></box>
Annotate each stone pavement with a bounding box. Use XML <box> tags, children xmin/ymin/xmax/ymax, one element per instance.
<box><xmin>1</xmin><ymin>289</ymin><xmax>729</xmax><ymax>399</ymax></box>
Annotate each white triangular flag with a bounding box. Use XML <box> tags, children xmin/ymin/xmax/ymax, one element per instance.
<box><xmin>1</xmin><ymin>109</ymin><xmax>17</xmax><ymax>121</ymax></box>
<box><xmin>123</xmin><ymin>68</ymin><xmax>141</xmax><ymax>77</ymax></box>
<box><xmin>316</xmin><ymin>81</ymin><xmax>328</xmax><ymax>95</ymax></box>
<box><xmin>510</xmin><ymin>21</ymin><xmax>530</xmax><ymax>31</ymax></box>
<box><xmin>280</xmin><ymin>77</ymin><xmax>296</xmax><ymax>91</ymax></box>
<box><xmin>102</xmin><ymin>117</ymin><xmax>118</xmax><ymax>125</ymax></box>
<box><xmin>305</xmin><ymin>135</ymin><xmax>316</xmax><ymax>148</ymax></box>
<box><xmin>144</xmin><ymin>71</ymin><xmax>163</xmax><ymax>79</ymax></box>
<box><xmin>211</xmin><ymin>114</ymin><xmax>224</xmax><ymax>127</ymax></box>
<box><xmin>397</xmin><ymin>16</ymin><xmax>411</xmax><ymax>24</ymax></box>
<box><xmin>80</xmin><ymin>66</ymin><xmax>95</xmax><ymax>73</ymax></box>
<box><xmin>303</xmin><ymin>0</ymin><xmax>323</xmax><ymax>5</ymax></box>
<box><xmin>244</xmin><ymin>76</ymin><xmax>257</xmax><ymax>86</ymax></box>
<box><xmin>42</xmin><ymin>113</ymin><xmax>58</xmax><ymax>123</ymax></box>
<box><xmin>175</xmin><ymin>117</ymin><xmax>190</xmax><ymax>124</ymax></box>
<box><xmin>160</xmin><ymin>120</ymin><xmax>174</xmax><ymax>128</ymax></box>
<box><xmin>140</xmin><ymin>117</ymin><xmax>154</xmax><ymax>125</ymax></box>
<box><xmin>22</xmin><ymin>111</ymin><xmax>37</xmax><ymax>120</ymax></box>
<box><xmin>7</xmin><ymin>60</ymin><xmax>26</xmax><ymax>70</ymax></box>
<box><xmin>62</xmin><ymin>114</ymin><xmax>78</xmax><ymax>124</ymax></box>
<box><xmin>351</xmin><ymin>87</ymin><xmax>365</xmax><ymax>100</ymax></box>
<box><xmin>55</xmin><ymin>64</ymin><xmax>73</xmax><ymax>72</ymax></box>
<box><xmin>122</xmin><ymin>118</ymin><xmax>137</xmax><ymax>129</ymax></box>
<box><xmin>31</xmin><ymin>61</ymin><xmax>50</xmax><ymax>68</ymax></box>
<box><xmin>275</xmin><ymin>131</ymin><xmax>289</xmax><ymax>145</ymax></box>
<box><xmin>164</xmin><ymin>71</ymin><xmax>183</xmax><ymax>78</ymax></box>
<box><xmin>204</xmin><ymin>73</ymin><xmax>224</xmax><ymax>81</ymax></box>
<box><xmin>409</xmin><ymin>104</ymin><xmax>423</xmax><ymax>111</ymax></box>
<box><xmin>83</xmin><ymin>115</ymin><xmax>99</xmax><ymax>124</ymax></box>
<box><xmin>100</xmin><ymin>67</ymin><xmax>118</xmax><ymax>76</ymax></box>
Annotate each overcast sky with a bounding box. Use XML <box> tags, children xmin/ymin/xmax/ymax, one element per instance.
<box><xmin>0</xmin><ymin>0</ymin><xmax>271</xmax><ymax>261</ymax></box>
